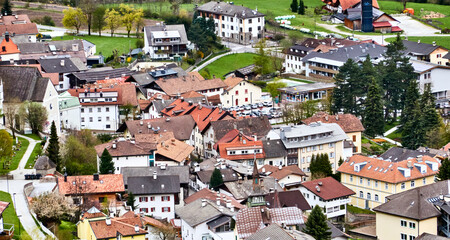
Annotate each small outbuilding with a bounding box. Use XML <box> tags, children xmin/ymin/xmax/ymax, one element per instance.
<box><xmin>34</xmin><ymin>156</ymin><xmax>56</xmax><ymax>176</ymax></box>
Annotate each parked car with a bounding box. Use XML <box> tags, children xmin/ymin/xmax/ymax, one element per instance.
<box><xmin>244</xmin><ymin>105</ymin><xmax>251</xmax><ymax>110</ymax></box>
<box><xmin>251</xmin><ymin>104</ymin><xmax>258</xmax><ymax>109</ymax></box>
<box><xmin>257</xmin><ymin>103</ymin><xmax>264</xmax><ymax>108</ymax></box>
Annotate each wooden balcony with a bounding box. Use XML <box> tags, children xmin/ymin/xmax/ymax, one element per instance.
<box><xmin>309</xmin><ymin>65</ymin><xmax>339</xmax><ymax>74</ymax></box>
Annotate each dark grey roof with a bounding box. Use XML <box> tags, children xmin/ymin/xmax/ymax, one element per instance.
<box><xmin>196</xmin><ymin>1</ymin><xmax>265</xmax><ymax>18</ymax></box>
<box><xmin>235</xmin><ymin>64</ymin><xmax>256</xmax><ymax>76</ymax></box>
<box><xmin>373</xmin><ymin>180</ymin><xmax>450</xmax><ymax>220</ymax></box>
<box><xmin>332</xmin><ymin>13</ymin><xmax>346</xmax><ymax>21</ymax></box>
<box><xmin>223</xmin><ymin>177</ymin><xmax>282</xmax><ymax>200</ymax></box>
<box><xmin>144</xmin><ymin>24</ymin><xmax>188</xmax><ymax>47</ymax></box>
<box><xmin>206</xmin><ymin>215</ymin><xmax>231</xmax><ymax>229</ymax></box>
<box><xmin>148</xmin><ymin>99</ymin><xmax>175</xmax><ymax>112</ymax></box>
<box><xmin>38</xmin><ymin>58</ymin><xmax>81</xmax><ymax>73</ymax></box>
<box><xmin>34</xmin><ymin>156</ymin><xmax>56</xmax><ymax>170</ymax></box>
<box><xmin>298</xmin><ymin>221</ymin><xmax>350</xmax><ymax>239</ymax></box>
<box><xmin>443</xmin><ymin>52</ymin><xmax>450</xmax><ymax>60</ymax></box>
<box><xmin>379</xmin><ymin>147</ymin><xmax>435</xmax><ymax>162</ymax></box>
<box><xmin>175</xmin><ymin>198</ymin><xmax>235</xmax><ymax>227</ymax></box>
<box><xmin>302</xmin><ymin>43</ymin><xmax>387</xmax><ymax>63</ymax></box>
<box><xmin>71</xmin><ymin>67</ymin><xmax>135</xmax><ymax>83</ymax></box>
<box><xmin>403</xmin><ymin>40</ymin><xmax>445</xmax><ymax>56</ymax></box>
<box><xmin>287</xmin><ymin>45</ymin><xmax>314</xmax><ymax>57</ymax></box>
<box><xmin>265</xmin><ymin>190</ymin><xmax>311</xmax><ymax>211</ymax></box>
<box><xmin>263</xmin><ymin>140</ymin><xmax>287</xmax><ymax>158</ymax></box>
<box><xmin>121</xmin><ymin>166</ymin><xmax>189</xmax><ymax>185</ymax></box>
<box><xmin>17</xmin><ymin>40</ymin><xmax>84</xmax><ymax>54</ymax></box>
<box><xmin>130</xmin><ymin>72</ymin><xmax>156</xmax><ymax>86</ymax></box>
<box><xmin>127</xmin><ymin>175</ymin><xmax>180</xmax><ymax>195</ymax></box>
<box><xmin>416</xmin><ymin>233</ymin><xmax>450</xmax><ymax>240</ymax></box>
<box><xmin>247</xmin><ymin>224</ymin><xmax>295</xmax><ymax>240</ymax></box>
<box><xmin>211</xmin><ymin>116</ymin><xmax>272</xmax><ymax>142</ymax></box>
<box><xmin>0</xmin><ymin>66</ymin><xmax>49</xmax><ymax>102</ymax></box>
<box><xmin>197</xmin><ymin>168</ymin><xmax>238</xmax><ymax>184</ymax></box>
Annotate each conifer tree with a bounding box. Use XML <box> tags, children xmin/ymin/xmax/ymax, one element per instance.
<box><xmin>290</xmin><ymin>0</ymin><xmax>298</xmax><ymax>12</ymax></box>
<box><xmin>303</xmin><ymin>205</ymin><xmax>331</xmax><ymax>240</ymax></box>
<box><xmin>126</xmin><ymin>192</ymin><xmax>137</xmax><ymax>211</ymax></box>
<box><xmin>99</xmin><ymin>148</ymin><xmax>114</xmax><ymax>174</ymax></box>
<box><xmin>1</xmin><ymin>0</ymin><xmax>12</xmax><ymax>16</ymax></box>
<box><xmin>47</xmin><ymin>121</ymin><xmax>61</xmax><ymax>171</ymax></box>
<box><xmin>298</xmin><ymin>0</ymin><xmax>305</xmax><ymax>15</ymax></box>
<box><xmin>401</xmin><ymin>79</ymin><xmax>420</xmax><ymax>126</ymax></box>
<box><xmin>402</xmin><ymin>103</ymin><xmax>425</xmax><ymax>149</ymax></box>
<box><xmin>364</xmin><ymin>78</ymin><xmax>385</xmax><ymax>138</ymax></box>
<box><xmin>437</xmin><ymin>158</ymin><xmax>450</xmax><ymax>181</ymax></box>
<box><xmin>420</xmin><ymin>84</ymin><xmax>440</xmax><ymax>132</ymax></box>
<box><xmin>319</xmin><ymin>153</ymin><xmax>333</xmax><ymax>177</ymax></box>
<box><xmin>210</xmin><ymin>168</ymin><xmax>224</xmax><ymax>190</ymax></box>
<box><xmin>331</xmin><ymin>59</ymin><xmax>361</xmax><ymax>115</ymax></box>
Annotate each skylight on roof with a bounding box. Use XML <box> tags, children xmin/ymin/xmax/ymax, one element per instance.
<box><xmin>379</xmin><ymin>168</ymin><xmax>383</xmax><ymax>172</ymax></box>
<box><xmin>374</xmin><ymin>167</ymin><xmax>378</xmax><ymax>171</ymax></box>
<box><xmin>384</xmin><ymin>169</ymin><xmax>388</xmax><ymax>173</ymax></box>
<box><xmin>368</xmin><ymin>166</ymin><xmax>372</xmax><ymax>170</ymax></box>
<box><xmin>350</xmin><ymin>162</ymin><xmax>354</xmax><ymax>166</ymax></box>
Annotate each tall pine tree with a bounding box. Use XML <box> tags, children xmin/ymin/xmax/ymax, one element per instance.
<box><xmin>99</xmin><ymin>148</ymin><xmax>114</xmax><ymax>174</ymax></box>
<box><xmin>210</xmin><ymin>168</ymin><xmax>224</xmax><ymax>190</ymax></box>
<box><xmin>290</xmin><ymin>0</ymin><xmax>298</xmax><ymax>12</ymax></box>
<box><xmin>303</xmin><ymin>205</ymin><xmax>331</xmax><ymax>240</ymax></box>
<box><xmin>364</xmin><ymin>78</ymin><xmax>385</xmax><ymax>138</ymax></box>
<box><xmin>402</xmin><ymin>102</ymin><xmax>425</xmax><ymax>150</ymax></box>
<box><xmin>401</xmin><ymin>79</ymin><xmax>420</xmax><ymax>126</ymax></box>
<box><xmin>437</xmin><ymin>158</ymin><xmax>450</xmax><ymax>181</ymax></box>
<box><xmin>47</xmin><ymin>121</ymin><xmax>61</xmax><ymax>171</ymax></box>
<box><xmin>420</xmin><ymin>84</ymin><xmax>440</xmax><ymax>132</ymax></box>
<box><xmin>1</xmin><ymin>0</ymin><xmax>12</xmax><ymax>16</ymax></box>
<box><xmin>331</xmin><ymin>58</ymin><xmax>362</xmax><ymax>115</ymax></box>
<box><xmin>298</xmin><ymin>0</ymin><xmax>305</xmax><ymax>15</ymax></box>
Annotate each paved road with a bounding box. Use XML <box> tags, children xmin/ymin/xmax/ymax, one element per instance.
<box><xmin>37</xmin><ymin>24</ymin><xmax>138</xmax><ymax>38</ymax></box>
<box><xmin>12</xmin><ymin>0</ymin><xmax>68</xmax><ymax>11</ymax></box>
<box><xmin>9</xmin><ymin>133</ymin><xmax>39</xmax><ymax>179</ymax></box>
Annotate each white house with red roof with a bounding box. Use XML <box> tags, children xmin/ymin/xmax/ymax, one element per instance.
<box><xmin>299</xmin><ymin>177</ymin><xmax>355</xmax><ymax>219</ymax></box>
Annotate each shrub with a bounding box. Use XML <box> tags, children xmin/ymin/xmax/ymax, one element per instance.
<box><xmin>186</xmin><ymin>58</ymin><xmax>195</xmax><ymax>65</ymax></box>
<box><xmin>273</xmin><ymin>34</ymin><xmax>285</xmax><ymax>41</ymax></box>
<box><xmin>135</xmin><ymin>39</ymin><xmax>144</xmax><ymax>49</ymax></box>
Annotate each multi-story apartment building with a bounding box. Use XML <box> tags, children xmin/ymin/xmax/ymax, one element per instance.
<box><xmin>196</xmin><ymin>1</ymin><xmax>265</xmax><ymax>45</ymax></box>
<box><xmin>338</xmin><ymin>155</ymin><xmax>441</xmax><ymax>210</ymax></box>
<box><xmin>128</xmin><ymin>175</ymin><xmax>180</xmax><ymax>220</ymax></box>
<box><xmin>301</xmin><ymin>43</ymin><xmax>386</xmax><ymax>81</ymax></box>
<box><xmin>303</xmin><ymin>112</ymin><xmax>365</xmax><ymax>154</ymax></box>
<box><xmin>268</xmin><ymin>122</ymin><xmax>348</xmax><ymax>176</ymax></box>
<box><xmin>411</xmin><ymin>59</ymin><xmax>450</xmax><ymax>100</ymax></box>
<box><xmin>143</xmin><ymin>24</ymin><xmax>188</xmax><ymax>60</ymax></box>
<box><xmin>59</xmin><ymin>91</ymin><xmax>81</xmax><ymax>130</ymax></box>
<box><xmin>299</xmin><ymin>177</ymin><xmax>355</xmax><ymax>219</ymax></box>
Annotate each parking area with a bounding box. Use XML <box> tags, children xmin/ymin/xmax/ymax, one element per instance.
<box><xmin>224</xmin><ymin>101</ymin><xmax>283</xmax><ymax>119</ymax></box>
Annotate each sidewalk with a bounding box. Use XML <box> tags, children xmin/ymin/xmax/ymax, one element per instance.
<box><xmin>375</xmin><ymin>125</ymin><xmax>402</xmax><ymax>147</ymax></box>
<box><xmin>9</xmin><ymin>133</ymin><xmax>40</xmax><ymax>179</ymax></box>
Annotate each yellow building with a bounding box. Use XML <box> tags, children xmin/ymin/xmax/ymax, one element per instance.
<box><xmin>77</xmin><ymin>207</ymin><xmax>147</xmax><ymax>240</ymax></box>
<box><xmin>373</xmin><ymin>180</ymin><xmax>450</xmax><ymax>240</ymax></box>
<box><xmin>303</xmin><ymin>112</ymin><xmax>365</xmax><ymax>154</ymax></box>
<box><xmin>337</xmin><ymin>155</ymin><xmax>440</xmax><ymax>210</ymax></box>
<box><xmin>403</xmin><ymin>40</ymin><xmax>449</xmax><ymax>66</ymax></box>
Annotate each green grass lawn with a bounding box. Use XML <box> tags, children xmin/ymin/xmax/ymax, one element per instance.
<box><xmin>284</xmin><ymin>77</ymin><xmax>314</xmax><ymax>83</ymax></box>
<box><xmin>378</xmin><ymin>0</ymin><xmax>450</xmax><ymax>29</ymax></box>
<box><xmin>384</xmin><ymin>121</ymin><xmax>401</xmax><ymax>132</ymax></box>
<box><xmin>24</xmin><ymin>134</ymin><xmax>41</xmax><ymax>141</ymax></box>
<box><xmin>347</xmin><ymin>204</ymin><xmax>375</xmax><ymax>214</ymax></box>
<box><xmin>0</xmin><ymin>191</ymin><xmax>29</xmax><ymax>239</ymax></box>
<box><xmin>25</xmin><ymin>143</ymin><xmax>42</xmax><ymax>170</ymax></box>
<box><xmin>0</xmin><ymin>137</ymin><xmax>29</xmax><ymax>175</ymax></box>
<box><xmin>199</xmin><ymin>53</ymin><xmax>258</xmax><ymax>79</ymax></box>
<box><xmin>54</xmin><ymin>35</ymin><xmax>139</xmax><ymax>58</ymax></box>
<box><xmin>386</xmin><ymin>129</ymin><xmax>403</xmax><ymax>142</ymax></box>
<box><xmin>385</xmin><ymin>36</ymin><xmax>450</xmax><ymax>49</ymax></box>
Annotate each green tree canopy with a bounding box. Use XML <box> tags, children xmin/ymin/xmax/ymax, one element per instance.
<box><xmin>420</xmin><ymin>84</ymin><xmax>440</xmax><ymax>132</ymax></box>
<box><xmin>126</xmin><ymin>192</ymin><xmax>137</xmax><ymax>211</ymax></box>
<box><xmin>298</xmin><ymin>0</ymin><xmax>305</xmax><ymax>14</ymax></box>
<box><xmin>210</xmin><ymin>168</ymin><xmax>224</xmax><ymax>190</ymax></box>
<box><xmin>437</xmin><ymin>158</ymin><xmax>450</xmax><ymax>181</ymax></box>
<box><xmin>0</xmin><ymin>130</ymin><xmax>13</xmax><ymax>160</ymax></box>
<box><xmin>47</xmin><ymin>121</ymin><xmax>61</xmax><ymax>172</ymax></box>
<box><xmin>92</xmin><ymin>6</ymin><xmax>107</xmax><ymax>37</ymax></box>
<box><xmin>364</xmin><ymin>78</ymin><xmax>385</xmax><ymax>137</ymax></box>
<box><xmin>99</xmin><ymin>148</ymin><xmax>114</xmax><ymax>174</ymax></box>
<box><xmin>20</xmin><ymin>101</ymin><xmax>48</xmax><ymax>135</ymax></box>
<box><xmin>302</xmin><ymin>205</ymin><xmax>331</xmax><ymax>240</ymax></box>
<box><xmin>1</xmin><ymin>0</ymin><xmax>12</xmax><ymax>16</ymax></box>
<box><xmin>254</xmin><ymin>39</ymin><xmax>271</xmax><ymax>76</ymax></box>
<box><xmin>290</xmin><ymin>0</ymin><xmax>298</xmax><ymax>12</ymax></box>
<box><xmin>62</xmin><ymin>7</ymin><xmax>87</xmax><ymax>34</ymax></box>
<box><xmin>63</xmin><ymin>131</ymin><xmax>98</xmax><ymax>175</ymax></box>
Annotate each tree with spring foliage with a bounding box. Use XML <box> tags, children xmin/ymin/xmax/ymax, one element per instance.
<box><xmin>290</xmin><ymin>0</ymin><xmax>298</xmax><ymax>12</ymax></box>
<box><xmin>302</xmin><ymin>205</ymin><xmax>331</xmax><ymax>240</ymax></box>
<box><xmin>364</xmin><ymin>78</ymin><xmax>384</xmax><ymax>138</ymax></box>
<box><xmin>105</xmin><ymin>8</ymin><xmax>122</xmax><ymax>37</ymax></box>
<box><xmin>62</xmin><ymin>8</ymin><xmax>87</xmax><ymax>34</ymax></box>
<box><xmin>254</xmin><ymin>39</ymin><xmax>271</xmax><ymax>76</ymax></box>
<box><xmin>48</xmin><ymin>121</ymin><xmax>61</xmax><ymax>172</ymax></box>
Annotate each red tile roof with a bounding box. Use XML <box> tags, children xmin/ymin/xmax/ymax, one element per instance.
<box><xmin>94</xmin><ymin>138</ymin><xmax>157</xmax><ymax>157</ymax></box>
<box><xmin>161</xmin><ymin>98</ymin><xmax>197</xmax><ymax>117</ymax></box>
<box><xmin>89</xmin><ymin>218</ymin><xmax>147</xmax><ymax>239</ymax></box>
<box><xmin>0</xmin><ymin>38</ymin><xmax>20</xmax><ymax>55</ymax></box>
<box><xmin>373</xmin><ymin>21</ymin><xmax>392</xmax><ymax>28</ymax></box>
<box><xmin>223</xmin><ymin>76</ymin><xmax>244</xmax><ymax>91</ymax></box>
<box><xmin>180</xmin><ymin>90</ymin><xmax>204</xmax><ymax>98</ymax></box>
<box><xmin>329</xmin><ymin>0</ymin><xmax>379</xmax><ymax>10</ymax></box>
<box><xmin>184</xmin><ymin>188</ymin><xmax>245</xmax><ymax>209</ymax></box>
<box><xmin>0</xmin><ymin>23</ymin><xmax>38</xmax><ymax>35</ymax></box>
<box><xmin>58</xmin><ymin>174</ymin><xmax>125</xmax><ymax>195</ymax></box>
<box><xmin>442</xmin><ymin>142</ymin><xmax>450</xmax><ymax>152</ymax></box>
<box><xmin>154</xmin><ymin>72</ymin><xmax>227</xmax><ymax>97</ymax></box>
<box><xmin>156</xmin><ymin>138</ymin><xmax>194</xmax><ymax>163</ymax></box>
<box><xmin>391</xmin><ymin>26</ymin><xmax>402</xmax><ymax>32</ymax></box>
<box><xmin>303</xmin><ymin>112</ymin><xmax>364</xmax><ymax>133</ymax></box>
<box><xmin>301</xmin><ymin>177</ymin><xmax>355</xmax><ymax>200</ymax></box>
<box><xmin>138</xmin><ymin>99</ymin><xmax>151</xmax><ymax>110</ymax></box>
<box><xmin>68</xmin><ymin>84</ymin><xmax>138</xmax><ymax>106</ymax></box>
<box><xmin>259</xmin><ymin>165</ymin><xmax>307</xmax><ymax>180</ymax></box>
<box><xmin>0</xmin><ymin>15</ymin><xmax>32</xmax><ymax>25</ymax></box>
<box><xmin>217</xmin><ymin>130</ymin><xmax>265</xmax><ymax>161</ymax></box>
<box><xmin>338</xmin><ymin>155</ymin><xmax>440</xmax><ymax>183</ymax></box>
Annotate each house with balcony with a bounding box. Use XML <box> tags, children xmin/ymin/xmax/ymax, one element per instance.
<box><xmin>215</xmin><ymin>129</ymin><xmax>265</xmax><ymax>166</ymax></box>
<box><xmin>268</xmin><ymin>122</ymin><xmax>348</xmax><ymax>176</ymax></box>
<box><xmin>301</xmin><ymin>43</ymin><xmax>386</xmax><ymax>81</ymax></box>
<box><xmin>299</xmin><ymin>177</ymin><xmax>355</xmax><ymax>219</ymax></box>
<box><xmin>403</xmin><ymin>40</ymin><xmax>449</xmax><ymax>66</ymax></box>
<box><xmin>410</xmin><ymin>59</ymin><xmax>450</xmax><ymax>100</ymax></box>
<box><xmin>143</xmin><ymin>24</ymin><xmax>188</xmax><ymax>60</ymax></box>
<box><xmin>278</xmin><ymin>82</ymin><xmax>335</xmax><ymax>103</ymax></box>
<box><xmin>338</xmin><ymin>155</ymin><xmax>441</xmax><ymax>210</ymax></box>
<box><xmin>303</xmin><ymin>112</ymin><xmax>365</xmax><ymax>154</ymax></box>
<box><xmin>196</xmin><ymin>1</ymin><xmax>265</xmax><ymax>45</ymax></box>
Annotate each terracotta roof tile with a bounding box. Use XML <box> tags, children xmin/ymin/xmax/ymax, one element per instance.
<box><xmin>217</xmin><ymin>130</ymin><xmax>265</xmax><ymax>161</ymax></box>
<box><xmin>259</xmin><ymin>165</ymin><xmax>306</xmax><ymax>180</ymax></box>
<box><xmin>223</xmin><ymin>76</ymin><xmax>244</xmax><ymax>91</ymax></box>
<box><xmin>0</xmin><ymin>15</ymin><xmax>32</xmax><ymax>24</ymax></box>
<box><xmin>138</xmin><ymin>99</ymin><xmax>151</xmax><ymax>110</ymax></box>
<box><xmin>0</xmin><ymin>38</ymin><xmax>20</xmax><ymax>55</ymax></box>
<box><xmin>184</xmin><ymin>188</ymin><xmax>245</xmax><ymax>209</ymax></box>
<box><xmin>0</xmin><ymin>23</ymin><xmax>38</xmax><ymax>35</ymax></box>
<box><xmin>180</xmin><ymin>90</ymin><xmax>204</xmax><ymax>98</ymax></box>
<box><xmin>301</xmin><ymin>177</ymin><xmax>355</xmax><ymax>200</ymax></box>
<box><xmin>154</xmin><ymin>72</ymin><xmax>227</xmax><ymax>96</ymax></box>
<box><xmin>337</xmin><ymin>155</ymin><xmax>441</xmax><ymax>183</ymax></box>
<box><xmin>156</xmin><ymin>138</ymin><xmax>194</xmax><ymax>162</ymax></box>
<box><xmin>95</xmin><ymin>138</ymin><xmax>157</xmax><ymax>157</ymax></box>
<box><xmin>303</xmin><ymin>112</ymin><xmax>364</xmax><ymax>133</ymax></box>
<box><xmin>89</xmin><ymin>218</ymin><xmax>147</xmax><ymax>239</ymax></box>
<box><xmin>329</xmin><ymin>0</ymin><xmax>379</xmax><ymax>10</ymax></box>
<box><xmin>0</xmin><ymin>201</ymin><xmax>9</xmax><ymax>215</ymax></box>
<box><xmin>265</xmin><ymin>191</ymin><xmax>311</xmax><ymax>211</ymax></box>
<box><xmin>58</xmin><ymin>174</ymin><xmax>125</xmax><ymax>195</ymax></box>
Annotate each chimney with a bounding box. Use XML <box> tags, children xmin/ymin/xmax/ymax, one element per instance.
<box><xmin>134</xmin><ymin>225</ymin><xmax>139</xmax><ymax>233</ymax></box>
<box><xmin>418</xmin><ymin>40</ymin><xmax>421</xmax><ymax>43</ymax></box>
<box><xmin>216</xmin><ymin>198</ymin><xmax>221</xmax><ymax>206</ymax></box>
<box><xmin>153</xmin><ymin>171</ymin><xmax>157</xmax><ymax>180</ymax></box>
<box><xmin>226</xmin><ymin>199</ymin><xmax>232</xmax><ymax>208</ymax></box>
<box><xmin>105</xmin><ymin>217</ymin><xmax>111</xmax><ymax>225</ymax></box>
<box><xmin>60</xmin><ymin>60</ymin><xmax>65</xmax><ymax>67</ymax></box>
<box><xmin>407</xmin><ymin>160</ymin><xmax>412</xmax><ymax>168</ymax></box>
<box><xmin>93</xmin><ymin>173</ymin><xmax>99</xmax><ymax>181</ymax></box>
<box><xmin>417</xmin><ymin>155</ymin><xmax>423</xmax><ymax>162</ymax></box>
<box><xmin>64</xmin><ymin>172</ymin><xmax>67</xmax><ymax>182</ymax></box>
<box><xmin>140</xmin><ymin>120</ymin><xmax>143</xmax><ymax>126</ymax></box>
<box><xmin>433</xmin><ymin>41</ymin><xmax>436</xmax><ymax>46</ymax></box>
<box><xmin>4</xmin><ymin>31</ymin><xmax>9</xmax><ymax>42</ymax></box>
<box><xmin>112</xmin><ymin>143</ymin><xmax>117</xmax><ymax>149</ymax></box>
<box><xmin>335</xmin><ymin>115</ymin><xmax>339</xmax><ymax>120</ymax></box>
<box><xmin>219</xmin><ymin>206</ymin><xmax>224</xmax><ymax>212</ymax></box>
<box><xmin>201</xmin><ymin>199</ymin><xmax>207</xmax><ymax>207</ymax></box>
<box><xmin>161</xmin><ymin>184</ymin><xmax>164</xmax><ymax>189</ymax></box>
